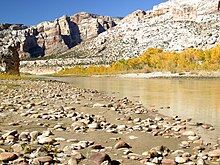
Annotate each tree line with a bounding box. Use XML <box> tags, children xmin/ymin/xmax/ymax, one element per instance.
<box><xmin>56</xmin><ymin>45</ymin><xmax>220</xmax><ymax>75</ymax></box>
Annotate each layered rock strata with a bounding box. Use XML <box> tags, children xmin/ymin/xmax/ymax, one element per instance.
<box><xmin>54</xmin><ymin>0</ymin><xmax>220</xmax><ymax>66</ymax></box>
<box><xmin>3</xmin><ymin>0</ymin><xmax>220</xmax><ymax>69</ymax></box>
<box><xmin>0</xmin><ymin>12</ymin><xmax>117</xmax><ymax>58</ymax></box>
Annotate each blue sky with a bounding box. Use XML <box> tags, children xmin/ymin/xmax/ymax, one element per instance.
<box><xmin>0</xmin><ymin>0</ymin><xmax>167</xmax><ymax>26</ymax></box>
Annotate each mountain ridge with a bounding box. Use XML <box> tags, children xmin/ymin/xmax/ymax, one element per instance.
<box><xmin>55</xmin><ymin>0</ymin><xmax>220</xmax><ymax>66</ymax></box>
<box><xmin>0</xmin><ymin>12</ymin><xmax>119</xmax><ymax>58</ymax></box>
<box><xmin>1</xmin><ymin>0</ymin><xmax>220</xmax><ymax>69</ymax></box>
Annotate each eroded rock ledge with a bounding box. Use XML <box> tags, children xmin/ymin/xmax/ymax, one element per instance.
<box><xmin>0</xmin><ymin>12</ymin><xmax>118</xmax><ymax>58</ymax></box>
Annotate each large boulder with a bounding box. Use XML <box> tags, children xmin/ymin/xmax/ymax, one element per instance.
<box><xmin>0</xmin><ymin>44</ymin><xmax>20</xmax><ymax>75</ymax></box>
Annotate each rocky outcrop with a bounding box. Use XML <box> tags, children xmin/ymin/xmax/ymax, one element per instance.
<box><xmin>0</xmin><ymin>44</ymin><xmax>20</xmax><ymax>74</ymax></box>
<box><xmin>153</xmin><ymin>0</ymin><xmax>219</xmax><ymax>17</ymax></box>
<box><xmin>0</xmin><ymin>24</ymin><xmax>27</xmax><ymax>31</ymax></box>
<box><xmin>49</xmin><ymin>0</ymin><xmax>220</xmax><ymax>66</ymax></box>
<box><xmin>4</xmin><ymin>0</ymin><xmax>220</xmax><ymax>69</ymax></box>
<box><xmin>70</xmin><ymin>12</ymin><xmax>116</xmax><ymax>41</ymax></box>
<box><xmin>0</xmin><ymin>12</ymin><xmax>117</xmax><ymax>58</ymax></box>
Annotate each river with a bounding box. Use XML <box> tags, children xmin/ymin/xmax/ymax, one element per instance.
<box><xmin>43</xmin><ymin>76</ymin><xmax>220</xmax><ymax>138</ymax></box>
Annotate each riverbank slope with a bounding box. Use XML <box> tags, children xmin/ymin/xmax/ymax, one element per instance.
<box><xmin>0</xmin><ymin>78</ymin><xmax>219</xmax><ymax>164</ymax></box>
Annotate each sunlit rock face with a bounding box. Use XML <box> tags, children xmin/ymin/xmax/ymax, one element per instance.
<box><xmin>153</xmin><ymin>0</ymin><xmax>219</xmax><ymax>15</ymax></box>
<box><xmin>50</xmin><ymin>0</ymin><xmax>220</xmax><ymax>66</ymax></box>
<box><xmin>0</xmin><ymin>12</ymin><xmax>117</xmax><ymax>58</ymax></box>
<box><xmin>3</xmin><ymin>0</ymin><xmax>220</xmax><ymax>68</ymax></box>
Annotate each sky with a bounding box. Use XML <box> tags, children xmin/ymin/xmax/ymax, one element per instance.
<box><xmin>0</xmin><ymin>0</ymin><xmax>167</xmax><ymax>26</ymax></box>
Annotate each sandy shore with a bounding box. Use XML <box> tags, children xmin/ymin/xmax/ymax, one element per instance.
<box><xmin>20</xmin><ymin>64</ymin><xmax>220</xmax><ymax>78</ymax></box>
<box><xmin>0</xmin><ymin>78</ymin><xmax>219</xmax><ymax>164</ymax></box>
<box><xmin>117</xmin><ymin>71</ymin><xmax>220</xmax><ymax>79</ymax></box>
<box><xmin>20</xmin><ymin>67</ymin><xmax>63</xmax><ymax>75</ymax></box>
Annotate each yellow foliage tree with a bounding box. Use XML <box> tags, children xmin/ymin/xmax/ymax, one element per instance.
<box><xmin>56</xmin><ymin>45</ymin><xmax>220</xmax><ymax>76</ymax></box>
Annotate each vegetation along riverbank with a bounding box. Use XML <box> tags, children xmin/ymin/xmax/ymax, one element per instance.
<box><xmin>52</xmin><ymin>46</ymin><xmax>220</xmax><ymax>77</ymax></box>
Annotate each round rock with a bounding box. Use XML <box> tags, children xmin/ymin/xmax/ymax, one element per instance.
<box><xmin>175</xmin><ymin>156</ymin><xmax>187</xmax><ymax>164</ymax></box>
<box><xmin>33</xmin><ymin>156</ymin><xmax>53</xmax><ymax>163</ymax></box>
<box><xmin>161</xmin><ymin>159</ymin><xmax>175</xmax><ymax>165</ymax></box>
<box><xmin>38</xmin><ymin>135</ymin><xmax>54</xmax><ymax>144</ymax></box>
<box><xmin>208</xmin><ymin>149</ymin><xmax>220</xmax><ymax>157</ymax></box>
<box><xmin>30</xmin><ymin>131</ymin><xmax>40</xmax><ymax>141</ymax></box>
<box><xmin>182</xmin><ymin>130</ymin><xmax>196</xmax><ymax>136</ymax></box>
<box><xmin>88</xmin><ymin>123</ymin><xmax>101</xmax><ymax>129</ymax></box>
<box><xmin>114</xmin><ymin>140</ymin><xmax>131</xmax><ymax>149</ymax></box>
<box><xmin>89</xmin><ymin>152</ymin><xmax>111</xmax><ymax>165</ymax></box>
<box><xmin>0</xmin><ymin>152</ymin><xmax>17</xmax><ymax>161</ymax></box>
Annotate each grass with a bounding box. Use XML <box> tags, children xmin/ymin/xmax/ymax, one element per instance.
<box><xmin>0</xmin><ymin>74</ymin><xmax>40</xmax><ymax>81</ymax></box>
<box><xmin>0</xmin><ymin>74</ymin><xmax>22</xmax><ymax>80</ymax></box>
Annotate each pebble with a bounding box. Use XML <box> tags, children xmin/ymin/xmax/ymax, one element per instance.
<box><xmin>37</xmin><ymin>135</ymin><xmax>54</xmax><ymax>144</ymax></box>
<box><xmin>208</xmin><ymin>149</ymin><xmax>220</xmax><ymax>157</ymax></box>
<box><xmin>179</xmin><ymin>141</ymin><xmax>190</xmax><ymax>148</ymax></box>
<box><xmin>182</xmin><ymin>130</ymin><xmax>196</xmax><ymax>136</ymax></box>
<box><xmin>13</xmin><ymin>158</ymin><xmax>28</xmax><ymax>165</ymax></box>
<box><xmin>188</xmin><ymin>135</ymin><xmax>200</xmax><ymax>141</ymax></box>
<box><xmin>161</xmin><ymin>158</ymin><xmax>175</xmax><ymax>165</ymax></box>
<box><xmin>42</xmin><ymin>130</ymin><xmax>53</xmax><ymax>137</ymax></box>
<box><xmin>89</xmin><ymin>152</ymin><xmax>111</xmax><ymax>165</ymax></box>
<box><xmin>133</xmin><ymin>118</ymin><xmax>141</xmax><ymax>123</ymax></box>
<box><xmin>71</xmin><ymin>150</ymin><xmax>84</xmax><ymax>160</ymax></box>
<box><xmin>33</xmin><ymin>156</ymin><xmax>53</xmax><ymax>163</ymax></box>
<box><xmin>129</xmin><ymin>135</ymin><xmax>138</xmax><ymax>140</ymax></box>
<box><xmin>2</xmin><ymin>130</ymin><xmax>17</xmax><ymax>139</ymax></box>
<box><xmin>93</xmin><ymin>103</ymin><xmax>106</xmax><ymax>107</ymax></box>
<box><xmin>88</xmin><ymin>123</ymin><xmax>101</xmax><ymax>129</ymax></box>
<box><xmin>55</xmin><ymin>137</ymin><xmax>66</xmax><ymax>141</ymax></box>
<box><xmin>11</xmin><ymin>144</ymin><xmax>23</xmax><ymax>152</ymax></box>
<box><xmin>0</xmin><ymin>80</ymin><xmax>219</xmax><ymax>165</ymax></box>
<box><xmin>89</xmin><ymin>144</ymin><xmax>104</xmax><ymax>149</ymax></box>
<box><xmin>30</xmin><ymin>131</ymin><xmax>40</xmax><ymax>141</ymax></box>
<box><xmin>68</xmin><ymin>157</ymin><xmax>78</xmax><ymax>165</ymax></box>
<box><xmin>114</xmin><ymin>140</ymin><xmax>131</xmax><ymax>149</ymax></box>
<box><xmin>175</xmin><ymin>156</ymin><xmax>187</xmax><ymax>164</ymax></box>
<box><xmin>0</xmin><ymin>152</ymin><xmax>17</xmax><ymax>161</ymax></box>
<box><xmin>197</xmin><ymin>158</ymin><xmax>207</xmax><ymax>165</ymax></box>
<box><xmin>117</xmin><ymin>125</ymin><xmax>127</xmax><ymax>131</ymax></box>
<box><xmin>19</xmin><ymin>132</ymin><xmax>29</xmax><ymax>141</ymax></box>
<box><xmin>67</xmin><ymin>139</ymin><xmax>79</xmax><ymax>143</ymax></box>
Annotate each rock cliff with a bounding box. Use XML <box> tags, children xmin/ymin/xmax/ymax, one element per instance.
<box><xmin>0</xmin><ymin>12</ymin><xmax>117</xmax><ymax>58</ymax></box>
<box><xmin>3</xmin><ymin>0</ymin><xmax>220</xmax><ymax>70</ymax></box>
<box><xmin>54</xmin><ymin>0</ymin><xmax>220</xmax><ymax>65</ymax></box>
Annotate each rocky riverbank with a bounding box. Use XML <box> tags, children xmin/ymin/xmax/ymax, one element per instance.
<box><xmin>0</xmin><ymin>79</ymin><xmax>219</xmax><ymax>165</ymax></box>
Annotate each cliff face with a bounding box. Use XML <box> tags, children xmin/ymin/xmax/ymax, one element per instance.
<box><xmin>0</xmin><ymin>12</ymin><xmax>117</xmax><ymax>58</ymax></box>
<box><xmin>2</xmin><ymin>0</ymin><xmax>220</xmax><ymax>69</ymax></box>
<box><xmin>53</xmin><ymin>0</ymin><xmax>220</xmax><ymax>65</ymax></box>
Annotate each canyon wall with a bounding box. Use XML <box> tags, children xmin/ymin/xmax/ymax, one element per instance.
<box><xmin>0</xmin><ymin>12</ymin><xmax>117</xmax><ymax>58</ymax></box>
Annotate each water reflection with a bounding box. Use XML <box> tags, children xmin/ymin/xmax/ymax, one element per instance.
<box><xmin>50</xmin><ymin>76</ymin><xmax>220</xmax><ymax>136</ymax></box>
